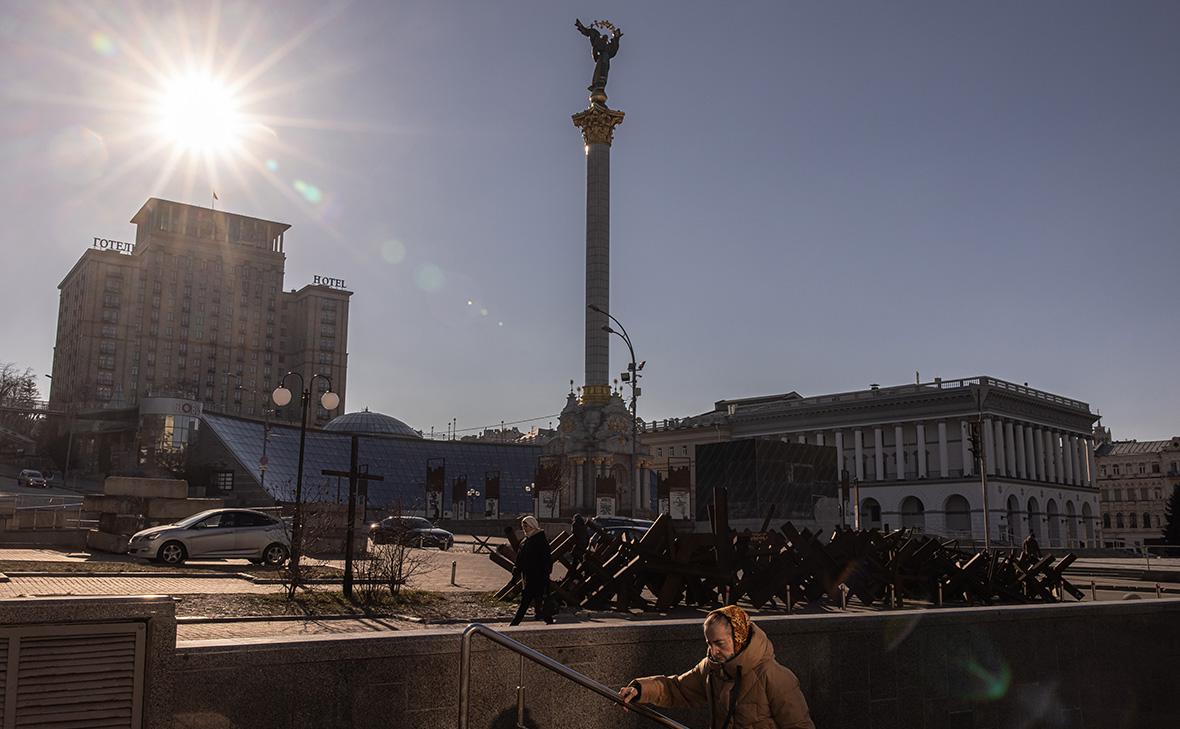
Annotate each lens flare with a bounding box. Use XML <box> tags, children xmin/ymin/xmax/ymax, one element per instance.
<box><xmin>48</xmin><ymin>126</ymin><xmax>109</xmax><ymax>184</ymax></box>
<box><xmin>89</xmin><ymin>31</ymin><xmax>117</xmax><ymax>56</ymax></box>
<box><xmin>265</xmin><ymin>159</ymin><xmax>279</xmax><ymax>172</ymax></box>
<box><xmin>414</xmin><ymin>263</ymin><xmax>445</xmax><ymax>292</ymax></box>
<box><xmin>380</xmin><ymin>239</ymin><xmax>406</xmax><ymax>264</ymax></box>
<box><xmin>962</xmin><ymin>658</ymin><xmax>1011</xmax><ymax>701</ymax></box>
<box><xmin>293</xmin><ymin>179</ymin><xmax>323</xmax><ymax>203</ymax></box>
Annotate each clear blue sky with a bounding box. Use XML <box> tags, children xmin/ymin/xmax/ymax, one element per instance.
<box><xmin>2</xmin><ymin>1</ymin><xmax>1177</xmax><ymax>440</ymax></box>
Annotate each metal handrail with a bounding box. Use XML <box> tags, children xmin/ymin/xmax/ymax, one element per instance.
<box><xmin>458</xmin><ymin>622</ymin><xmax>690</xmax><ymax>729</ymax></box>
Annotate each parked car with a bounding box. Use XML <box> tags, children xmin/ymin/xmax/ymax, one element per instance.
<box><xmin>589</xmin><ymin>516</ymin><xmax>654</xmax><ymax>546</ymax></box>
<box><xmin>369</xmin><ymin>516</ymin><xmax>454</xmax><ymax>550</ymax></box>
<box><xmin>127</xmin><ymin>508</ymin><xmax>290</xmax><ymax>566</ymax></box>
<box><xmin>16</xmin><ymin>469</ymin><xmax>47</xmax><ymax>488</ymax></box>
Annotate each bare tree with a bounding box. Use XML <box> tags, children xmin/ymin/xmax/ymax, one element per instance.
<box><xmin>0</xmin><ymin>363</ymin><xmax>40</xmax><ymax>432</ymax></box>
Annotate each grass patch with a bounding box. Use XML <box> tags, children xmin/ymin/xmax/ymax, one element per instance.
<box><xmin>174</xmin><ymin>588</ymin><xmax>518</xmax><ymax>622</ymax></box>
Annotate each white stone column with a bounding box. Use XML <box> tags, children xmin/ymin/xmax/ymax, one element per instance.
<box><xmin>1063</xmin><ymin>433</ymin><xmax>1075</xmax><ymax>484</ymax></box>
<box><xmin>1034</xmin><ymin>429</ymin><xmax>1046</xmax><ymax>481</ymax></box>
<box><xmin>574</xmin><ymin>461</ymin><xmax>584</xmax><ymax>508</ymax></box>
<box><xmin>1004</xmin><ymin>421</ymin><xmax>1017</xmax><ymax>477</ymax></box>
<box><xmin>993</xmin><ymin>419</ymin><xmax>1006</xmax><ymax>476</ymax></box>
<box><xmin>961</xmin><ymin>420</ymin><xmax>973</xmax><ymax>477</ymax></box>
<box><xmin>1024</xmin><ymin>426</ymin><xmax>1036</xmax><ymax>480</ymax></box>
<box><xmin>797</xmin><ymin>433</ymin><xmax>807</xmax><ymax>444</ymax></box>
<box><xmin>916</xmin><ymin>423</ymin><xmax>928</xmax><ymax>478</ymax></box>
<box><xmin>983</xmin><ymin>418</ymin><xmax>996</xmax><ymax>475</ymax></box>
<box><xmin>1086</xmin><ymin>439</ymin><xmax>1097</xmax><ymax>488</ymax></box>
<box><xmin>1045</xmin><ymin>431</ymin><xmax>1057</xmax><ymax>482</ymax></box>
<box><xmin>874</xmin><ymin>428</ymin><xmax>885</xmax><ymax>481</ymax></box>
<box><xmin>938</xmin><ymin>421</ymin><xmax>949</xmax><ymax>477</ymax></box>
<box><xmin>894</xmin><ymin>425</ymin><xmax>905</xmax><ymax>480</ymax></box>
<box><xmin>854</xmin><ymin>429</ymin><xmax>865</xmax><ymax>481</ymax></box>
<box><xmin>835</xmin><ymin>431</ymin><xmax>845</xmax><ymax>477</ymax></box>
<box><xmin>1071</xmin><ymin>436</ymin><xmax>1083</xmax><ymax>485</ymax></box>
<box><xmin>1014</xmin><ymin>424</ymin><xmax>1026</xmax><ymax>479</ymax></box>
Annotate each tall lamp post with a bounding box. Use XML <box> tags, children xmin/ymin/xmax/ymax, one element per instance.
<box><xmin>587</xmin><ymin>304</ymin><xmax>644</xmax><ymax>515</ymax></box>
<box><xmin>271</xmin><ymin>372</ymin><xmax>339</xmax><ymax>589</ymax></box>
<box><xmin>524</xmin><ymin>481</ymin><xmax>536</xmax><ymax>517</ymax></box>
<box><xmin>465</xmin><ymin>487</ymin><xmax>480</xmax><ymax>520</ymax></box>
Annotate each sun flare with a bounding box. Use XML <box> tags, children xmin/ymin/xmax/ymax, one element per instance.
<box><xmin>155</xmin><ymin>72</ymin><xmax>246</xmax><ymax>154</ymax></box>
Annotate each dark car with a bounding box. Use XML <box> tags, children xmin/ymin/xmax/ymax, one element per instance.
<box><xmin>370</xmin><ymin>516</ymin><xmax>454</xmax><ymax>550</ymax></box>
<box><xmin>589</xmin><ymin>516</ymin><xmax>654</xmax><ymax>545</ymax></box>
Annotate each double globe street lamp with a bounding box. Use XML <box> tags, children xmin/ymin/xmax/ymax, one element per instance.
<box><xmin>272</xmin><ymin>372</ymin><xmax>339</xmax><ymax>585</ymax></box>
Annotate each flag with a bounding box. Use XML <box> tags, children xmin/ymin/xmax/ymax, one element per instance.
<box><xmin>212</xmin><ymin>190</ymin><xmax>219</xmax><ymax>200</ymax></box>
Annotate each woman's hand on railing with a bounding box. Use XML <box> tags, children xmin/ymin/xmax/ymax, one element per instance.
<box><xmin>619</xmin><ymin>686</ymin><xmax>639</xmax><ymax>704</ymax></box>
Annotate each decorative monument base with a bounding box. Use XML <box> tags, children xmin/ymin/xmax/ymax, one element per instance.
<box><xmin>544</xmin><ymin>391</ymin><xmax>651</xmax><ymax>518</ymax></box>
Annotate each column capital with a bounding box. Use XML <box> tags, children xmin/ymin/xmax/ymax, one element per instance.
<box><xmin>572</xmin><ymin>103</ymin><xmax>626</xmax><ymax>146</ymax></box>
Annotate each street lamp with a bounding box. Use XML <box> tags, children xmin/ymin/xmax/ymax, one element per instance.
<box><xmin>524</xmin><ymin>481</ymin><xmax>537</xmax><ymax>516</ymax></box>
<box><xmin>587</xmin><ymin>304</ymin><xmax>644</xmax><ymax>516</ymax></box>
<box><xmin>271</xmin><ymin>371</ymin><xmax>340</xmax><ymax>584</ymax></box>
<box><xmin>465</xmin><ymin>487</ymin><xmax>480</xmax><ymax>520</ymax></box>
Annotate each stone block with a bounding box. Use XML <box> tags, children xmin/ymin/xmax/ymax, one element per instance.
<box><xmin>99</xmin><ymin>512</ymin><xmax>144</xmax><ymax>536</ymax></box>
<box><xmin>104</xmin><ymin>476</ymin><xmax>188</xmax><ymax>499</ymax></box>
<box><xmin>86</xmin><ymin>529</ymin><xmax>129</xmax><ymax>554</ymax></box>
<box><xmin>145</xmin><ymin>498</ymin><xmax>223</xmax><ymax>520</ymax></box>
<box><xmin>83</xmin><ymin>494</ymin><xmax>145</xmax><ymax>515</ymax></box>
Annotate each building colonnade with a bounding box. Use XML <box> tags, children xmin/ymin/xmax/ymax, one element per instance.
<box><xmin>790</xmin><ymin>419</ymin><xmax>1096</xmax><ymax>487</ymax></box>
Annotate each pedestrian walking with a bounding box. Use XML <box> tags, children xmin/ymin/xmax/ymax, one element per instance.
<box><xmin>571</xmin><ymin>513</ymin><xmax>589</xmax><ymax>567</ymax></box>
<box><xmin>510</xmin><ymin>515</ymin><xmax>555</xmax><ymax>626</ymax></box>
<box><xmin>1023</xmin><ymin>531</ymin><xmax>1042</xmax><ymax>559</ymax></box>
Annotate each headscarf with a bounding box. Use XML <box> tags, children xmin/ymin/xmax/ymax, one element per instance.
<box><xmin>706</xmin><ymin>605</ymin><xmax>752</xmax><ymax>650</ymax></box>
<box><xmin>521</xmin><ymin>515</ymin><xmax>541</xmax><ymax>535</ymax></box>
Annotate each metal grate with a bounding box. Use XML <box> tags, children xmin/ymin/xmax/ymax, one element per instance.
<box><xmin>0</xmin><ymin>623</ymin><xmax>144</xmax><ymax>729</ymax></box>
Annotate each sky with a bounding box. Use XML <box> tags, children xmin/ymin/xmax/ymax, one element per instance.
<box><xmin>1</xmin><ymin>1</ymin><xmax>1177</xmax><ymax>441</ymax></box>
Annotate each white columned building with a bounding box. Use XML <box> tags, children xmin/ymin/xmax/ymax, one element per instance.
<box><xmin>641</xmin><ymin>376</ymin><xmax>1101</xmax><ymax>546</ymax></box>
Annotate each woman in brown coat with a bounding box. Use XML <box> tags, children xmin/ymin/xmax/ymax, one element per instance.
<box><xmin>619</xmin><ymin>606</ymin><xmax>814</xmax><ymax>729</ymax></box>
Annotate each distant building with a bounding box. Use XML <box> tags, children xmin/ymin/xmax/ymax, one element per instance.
<box><xmin>642</xmin><ymin>376</ymin><xmax>1102</xmax><ymax>546</ymax></box>
<box><xmin>190</xmin><ymin>409</ymin><xmax>542</xmax><ymax>517</ymax></box>
<box><xmin>48</xmin><ymin>198</ymin><xmax>352</xmax><ymax>476</ymax></box>
<box><xmin>1094</xmin><ymin>436</ymin><xmax>1180</xmax><ymax>547</ymax></box>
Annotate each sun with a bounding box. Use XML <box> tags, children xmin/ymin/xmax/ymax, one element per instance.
<box><xmin>155</xmin><ymin>72</ymin><xmax>246</xmax><ymax>154</ymax></box>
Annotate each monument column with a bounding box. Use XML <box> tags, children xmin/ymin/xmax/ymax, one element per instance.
<box><xmin>572</xmin><ymin>102</ymin><xmax>625</xmax><ymax>404</ymax></box>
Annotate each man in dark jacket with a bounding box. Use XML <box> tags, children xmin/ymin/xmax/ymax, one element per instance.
<box><xmin>571</xmin><ymin>513</ymin><xmax>590</xmax><ymax>567</ymax></box>
<box><xmin>619</xmin><ymin>605</ymin><xmax>814</xmax><ymax>728</ymax></box>
<box><xmin>510</xmin><ymin>516</ymin><xmax>555</xmax><ymax>625</ymax></box>
<box><xmin>1023</xmin><ymin>531</ymin><xmax>1042</xmax><ymax>559</ymax></box>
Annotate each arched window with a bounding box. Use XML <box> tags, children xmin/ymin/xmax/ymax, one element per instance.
<box><xmin>1129</xmin><ymin>513</ymin><xmax>1138</xmax><ymax>528</ymax></box>
<box><xmin>1027</xmin><ymin>497</ymin><xmax>1042</xmax><ymax>539</ymax></box>
<box><xmin>944</xmin><ymin>494</ymin><xmax>972</xmax><ymax>533</ymax></box>
<box><xmin>861</xmin><ymin>498</ymin><xmax>882</xmax><ymax>526</ymax></box>
<box><xmin>900</xmin><ymin>496</ymin><xmax>925</xmax><ymax>530</ymax></box>
<box><xmin>1143</xmin><ymin>513</ymin><xmax>1152</xmax><ymax>529</ymax></box>
<box><xmin>1102</xmin><ymin>513</ymin><xmax>1111</xmax><ymax>529</ymax></box>
<box><xmin>1116</xmin><ymin>513</ymin><xmax>1124</xmax><ymax>528</ymax></box>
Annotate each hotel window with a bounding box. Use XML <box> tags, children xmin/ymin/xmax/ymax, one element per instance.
<box><xmin>96</xmin><ymin>385</ymin><xmax>113</xmax><ymax>401</ymax></box>
<box><xmin>97</xmin><ymin>355</ymin><xmax>115</xmax><ymax>370</ymax></box>
<box><xmin>1152</xmin><ymin>463</ymin><xmax>1160</xmax><ymax>474</ymax></box>
<box><xmin>101</xmin><ymin>309</ymin><xmax>118</xmax><ymax>324</ymax></box>
<box><xmin>101</xmin><ymin>325</ymin><xmax>117</xmax><ymax>338</ymax></box>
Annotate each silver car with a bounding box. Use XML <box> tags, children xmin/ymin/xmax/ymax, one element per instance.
<box><xmin>128</xmin><ymin>508</ymin><xmax>290</xmax><ymax>566</ymax></box>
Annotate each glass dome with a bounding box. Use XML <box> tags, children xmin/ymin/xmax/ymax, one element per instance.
<box><xmin>322</xmin><ymin>408</ymin><xmax>422</xmax><ymax>439</ymax></box>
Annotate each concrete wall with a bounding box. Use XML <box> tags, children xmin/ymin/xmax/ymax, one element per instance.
<box><xmin>170</xmin><ymin>599</ymin><xmax>1180</xmax><ymax>729</ymax></box>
